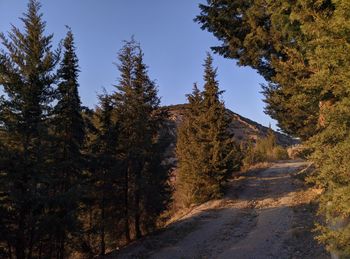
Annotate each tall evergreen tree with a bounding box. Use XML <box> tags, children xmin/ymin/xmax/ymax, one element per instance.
<box><xmin>0</xmin><ymin>0</ymin><xmax>59</xmax><ymax>257</ymax></box>
<box><xmin>177</xmin><ymin>54</ymin><xmax>241</xmax><ymax>206</ymax></box>
<box><xmin>113</xmin><ymin>40</ymin><xmax>135</xmax><ymax>242</ymax></box>
<box><xmin>196</xmin><ymin>0</ymin><xmax>350</xmax><ymax>255</ymax></box>
<box><xmin>297</xmin><ymin>1</ymin><xmax>350</xmax><ymax>255</ymax></box>
<box><xmin>176</xmin><ymin>84</ymin><xmax>206</xmax><ymax>206</ymax></box>
<box><xmin>46</xmin><ymin>28</ymin><xmax>85</xmax><ymax>258</ymax></box>
<box><xmin>113</xmin><ymin>39</ymin><xmax>170</xmax><ymax>240</ymax></box>
<box><xmin>201</xmin><ymin>54</ymin><xmax>240</xmax><ymax>183</ymax></box>
<box><xmin>83</xmin><ymin>93</ymin><xmax>122</xmax><ymax>256</ymax></box>
<box><xmin>195</xmin><ymin>0</ymin><xmax>320</xmax><ymax>140</ymax></box>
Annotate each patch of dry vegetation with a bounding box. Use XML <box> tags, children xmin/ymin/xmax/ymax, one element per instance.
<box><xmin>242</xmin><ymin>129</ymin><xmax>289</xmax><ymax>171</ymax></box>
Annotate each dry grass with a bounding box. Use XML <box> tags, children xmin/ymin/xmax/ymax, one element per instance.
<box><xmin>241</xmin><ymin>161</ymin><xmax>272</xmax><ymax>172</ymax></box>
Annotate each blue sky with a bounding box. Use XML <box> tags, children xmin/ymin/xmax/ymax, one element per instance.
<box><xmin>0</xmin><ymin>0</ymin><xmax>277</xmax><ymax>129</ymax></box>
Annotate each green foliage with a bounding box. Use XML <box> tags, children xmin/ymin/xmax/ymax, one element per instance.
<box><xmin>197</xmin><ymin>0</ymin><xmax>350</xmax><ymax>255</ymax></box>
<box><xmin>81</xmin><ymin>93</ymin><xmax>122</xmax><ymax>256</ymax></box>
<box><xmin>287</xmin><ymin>145</ymin><xmax>311</xmax><ymax>160</ymax></box>
<box><xmin>0</xmin><ymin>0</ymin><xmax>60</xmax><ymax>257</ymax></box>
<box><xmin>242</xmin><ymin>143</ymin><xmax>266</xmax><ymax>167</ymax></box>
<box><xmin>273</xmin><ymin>146</ymin><xmax>290</xmax><ymax>160</ymax></box>
<box><xmin>113</xmin><ymin>39</ymin><xmax>171</xmax><ymax>243</ymax></box>
<box><xmin>293</xmin><ymin>1</ymin><xmax>350</xmax><ymax>255</ymax></box>
<box><xmin>195</xmin><ymin>0</ymin><xmax>320</xmax><ymax>140</ymax></box>
<box><xmin>308</xmin><ymin>98</ymin><xmax>350</xmax><ymax>256</ymax></box>
<box><xmin>76</xmin><ymin>41</ymin><xmax>172</xmax><ymax>256</ymax></box>
<box><xmin>243</xmin><ymin>130</ymin><xmax>289</xmax><ymax>168</ymax></box>
<box><xmin>176</xmin><ymin>54</ymin><xmax>241</xmax><ymax>207</ymax></box>
<box><xmin>0</xmin><ymin>2</ymin><xmax>171</xmax><ymax>257</ymax></box>
<box><xmin>46</xmin><ymin>28</ymin><xmax>86</xmax><ymax>258</ymax></box>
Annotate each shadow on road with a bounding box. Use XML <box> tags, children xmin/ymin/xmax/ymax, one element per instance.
<box><xmin>108</xmin><ymin>161</ymin><xmax>329</xmax><ymax>259</ymax></box>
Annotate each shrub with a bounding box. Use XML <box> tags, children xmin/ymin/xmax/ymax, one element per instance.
<box><xmin>273</xmin><ymin>146</ymin><xmax>289</xmax><ymax>160</ymax></box>
<box><xmin>242</xmin><ymin>130</ymin><xmax>290</xmax><ymax>169</ymax></box>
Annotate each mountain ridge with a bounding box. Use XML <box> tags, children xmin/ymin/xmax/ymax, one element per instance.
<box><xmin>163</xmin><ymin>103</ymin><xmax>297</xmax><ymax>145</ymax></box>
<box><xmin>160</xmin><ymin>104</ymin><xmax>298</xmax><ymax>166</ymax></box>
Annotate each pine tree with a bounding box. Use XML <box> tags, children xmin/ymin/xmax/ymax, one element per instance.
<box><xmin>46</xmin><ymin>28</ymin><xmax>85</xmax><ymax>258</ymax></box>
<box><xmin>0</xmin><ymin>0</ymin><xmax>59</xmax><ymax>257</ymax></box>
<box><xmin>140</xmin><ymin>128</ymin><xmax>172</xmax><ymax>233</ymax></box>
<box><xmin>113</xmin><ymin>40</ymin><xmax>135</xmax><ymax>242</ymax></box>
<box><xmin>177</xmin><ymin>54</ymin><xmax>241</xmax><ymax>206</ymax></box>
<box><xmin>176</xmin><ymin>84</ymin><xmax>205</xmax><ymax>206</ymax></box>
<box><xmin>197</xmin><ymin>0</ymin><xmax>350</xmax><ymax>255</ymax></box>
<box><xmin>113</xmin><ymin>39</ymin><xmax>170</xmax><ymax>240</ymax></box>
<box><xmin>201</xmin><ymin>54</ymin><xmax>240</xmax><ymax>184</ymax></box>
<box><xmin>84</xmin><ymin>93</ymin><xmax>122</xmax><ymax>256</ymax></box>
<box><xmin>195</xmin><ymin>0</ymin><xmax>320</xmax><ymax>140</ymax></box>
<box><xmin>297</xmin><ymin>1</ymin><xmax>350</xmax><ymax>255</ymax></box>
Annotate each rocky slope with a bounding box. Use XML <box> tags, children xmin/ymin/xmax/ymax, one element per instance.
<box><xmin>161</xmin><ymin>104</ymin><xmax>298</xmax><ymax>165</ymax></box>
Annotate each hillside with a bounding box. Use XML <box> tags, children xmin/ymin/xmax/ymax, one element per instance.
<box><xmin>161</xmin><ymin>104</ymin><xmax>298</xmax><ymax>166</ymax></box>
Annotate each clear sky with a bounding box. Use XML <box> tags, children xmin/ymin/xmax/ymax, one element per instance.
<box><xmin>0</xmin><ymin>0</ymin><xmax>277</xmax><ymax>129</ymax></box>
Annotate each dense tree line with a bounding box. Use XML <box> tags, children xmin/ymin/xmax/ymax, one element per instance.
<box><xmin>0</xmin><ymin>0</ymin><xmax>303</xmax><ymax>258</ymax></box>
<box><xmin>176</xmin><ymin>54</ymin><xmax>241</xmax><ymax>206</ymax></box>
<box><xmin>197</xmin><ymin>0</ymin><xmax>350</xmax><ymax>256</ymax></box>
<box><xmin>0</xmin><ymin>1</ymin><xmax>171</xmax><ymax>258</ymax></box>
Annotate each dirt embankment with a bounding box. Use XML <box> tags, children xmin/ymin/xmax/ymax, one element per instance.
<box><xmin>108</xmin><ymin>161</ymin><xmax>329</xmax><ymax>259</ymax></box>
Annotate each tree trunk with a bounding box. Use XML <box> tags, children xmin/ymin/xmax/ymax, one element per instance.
<box><xmin>7</xmin><ymin>241</ymin><xmax>12</xmax><ymax>259</ymax></box>
<box><xmin>124</xmin><ymin>164</ymin><xmax>131</xmax><ymax>242</ymax></box>
<box><xmin>99</xmin><ymin>207</ymin><xmax>105</xmax><ymax>256</ymax></box>
<box><xmin>134</xmin><ymin>188</ymin><xmax>142</xmax><ymax>239</ymax></box>
<box><xmin>134</xmin><ymin>159</ymin><xmax>144</xmax><ymax>239</ymax></box>
<box><xmin>16</xmin><ymin>210</ymin><xmax>26</xmax><ymax>259</ymax></box>
<box><xmin>100</xmin><ymin>228</ymin><xmax>105</xmax><ymax>256</ymax></box>
<box><xmin>58</xmin><ymin>235</ymin><xmax>65</xmax><ymax>259</ymax></box>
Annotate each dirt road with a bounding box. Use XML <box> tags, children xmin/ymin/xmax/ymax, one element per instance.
<box><xmin>110</xmin><ymin>161</ymin><xmax>329</xmax><ymax>259</ymax></box>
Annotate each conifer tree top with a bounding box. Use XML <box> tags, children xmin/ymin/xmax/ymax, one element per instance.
<box><xmin>202</xmin><ymin>53</ymin><xmax>224</xmax><ymax>106</ymax></box>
